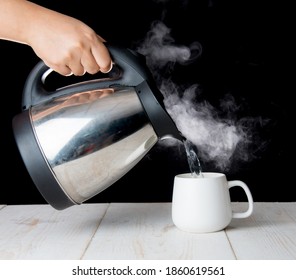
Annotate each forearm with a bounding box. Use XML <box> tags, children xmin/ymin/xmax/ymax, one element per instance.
<box><xmin>0</xmin><ymin>0</ymin><xmax>61</xmax><ymax>45</ymax></box>
<box><xmin>0</xmin><ymin>0</ymin><xmax>113</xmax><ymax>75</ymax></box>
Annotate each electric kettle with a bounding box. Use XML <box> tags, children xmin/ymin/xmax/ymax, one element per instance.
<box><xmin>12</xmin><ymin>44</ymin><xmax>184</xmax><ymax>210</ymax></box>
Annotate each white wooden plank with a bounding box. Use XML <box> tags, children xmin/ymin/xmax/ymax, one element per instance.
<box><xmin>83</xmin><ymin>203</ymin><xmax>235</xmax><ymax>260</ymax></box>
<box><xmin>226</xmin><ymin>202</ymin><xmax>296</xmax><ymax>259</ymax></box>
<box><xmin>279</xmin><ymin>202</ymin><xmax>296</xmax><ymax>222</ymax></box>
<box><xmin>0</xmin><ymin>203</ymin><xmax>109</xmax><ymax>259</ymax></box>
<box><xmin>2</xmin><ymin>202</ymin><xmax>294</xmax><ymax>260</ymax></box>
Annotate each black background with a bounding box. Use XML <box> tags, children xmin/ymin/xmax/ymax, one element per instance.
<box><xmin>1</xmin><ymin>0</ymin><xmax>294</xmax><ymax>205</ymax></box>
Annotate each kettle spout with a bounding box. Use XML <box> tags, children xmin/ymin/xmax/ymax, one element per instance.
<box><xmin>136</xmin><ymin>81</ymin><xmax>184</xmax><ymax>143</ymax></box>
<box><xmin>160</xmin><ymin>130</ymin><xmax>186</xmax><ymax>143</ymax></box>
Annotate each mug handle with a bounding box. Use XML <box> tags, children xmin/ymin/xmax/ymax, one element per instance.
<box><xmin>228</xmin><ymin>180</ymin><xmax>254</xmax><ymax>218</ymax></box>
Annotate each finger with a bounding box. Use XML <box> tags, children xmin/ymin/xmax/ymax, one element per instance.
<box><xmin>100</xmin><ymin>62</ymin><xmax>113</xmax><ymax>73</ymax></box>
<box><xmin>45</xmin><ymin>62</ymin><xmax>73</xmax><ymax>76</ymax></box>
<box><xmin>65</xmin><ymin>71</ymin><xmax>73</xmax><ymax>76</ymax></box>
<box><xmin>91</xmin><ymin>42</ymin><xmax>113</xmax><ymax>73</ymax></box>
<box><xmin>67</xmin><ymin>61</ymin><xmax>85</xmax><ymax>76</ymax></box>
<box><xmin>80</xmin><ymin>52</ymin><xmax>100</xmax><ymax>74</ymax></box>
<box><xmin>97</xmin><ymin>34</ymin><xmax>106</xmax><ymax>42</ymax></box>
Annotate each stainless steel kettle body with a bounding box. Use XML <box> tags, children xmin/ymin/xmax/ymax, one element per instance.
<box><xmin>13</xmin><ymin>45</ymin><xmax>183</xmax><ymax>210</ymax></box>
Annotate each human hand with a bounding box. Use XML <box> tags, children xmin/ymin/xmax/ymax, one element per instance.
<box><xmin>26</xmin><ymin>8</ymin><xmax>113</xmax><ymax>76</ymax></box>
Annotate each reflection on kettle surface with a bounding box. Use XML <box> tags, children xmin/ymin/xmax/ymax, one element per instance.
<box><xmin>33</xmin><ymin>88</ymin><xmax>116</xmax><ymax>120</ymax></box>
<box><xmin>31</xmin><ymin>86</ymin><xmax>158</xmax><ymax>203</ymax></box>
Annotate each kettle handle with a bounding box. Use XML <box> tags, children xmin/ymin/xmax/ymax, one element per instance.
<box><xmin>21</xmin><ymin>44</ymin><xmax>153</xmax><ymax>109</ymax></box>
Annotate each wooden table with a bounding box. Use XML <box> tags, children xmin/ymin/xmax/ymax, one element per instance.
<box><xmin>0</xmin><ymin>202</ymin><xmax>296</xmax><ymax>260</ymax></box>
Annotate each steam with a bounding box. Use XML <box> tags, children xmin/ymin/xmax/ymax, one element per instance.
<box><xmin>136</xmin><ymin>20</ymin><xmax>268</xmax><ymax>172</ymax></box>
<box><xmin>163</xmin><ymin>85</ymin><xmax>267</xmax><ymax>170</ymax></box>
<box><xmin>137</xmin><ymin>21</ymin><xmax>202</xmax><ymax>83</ymax></box>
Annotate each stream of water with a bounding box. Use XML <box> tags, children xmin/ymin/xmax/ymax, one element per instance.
<box><xmin>183</xmin><ymin>139</ymin><xmax>203</xmax><ymax>178</ymax></box>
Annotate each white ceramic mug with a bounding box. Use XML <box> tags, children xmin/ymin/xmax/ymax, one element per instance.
<box><xmin>172</xmin><ymin>172</ymin><xmax>254</xmax><ymax>233</ymax></box>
